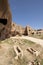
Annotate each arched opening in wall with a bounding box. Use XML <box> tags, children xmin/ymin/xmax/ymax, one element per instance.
<box><xmin>0</xmin><ymin>19</ymin><xmax>7</xmax><ymax>25</ymax></box>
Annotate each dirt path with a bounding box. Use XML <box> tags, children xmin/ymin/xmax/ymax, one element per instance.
<box><xmin>11</xmin><ymin>36</ymin><xmax>43</xmax><ymax>47</ymax></box>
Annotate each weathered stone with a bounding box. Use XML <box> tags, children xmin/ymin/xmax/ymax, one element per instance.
<box><xmin>26</xmin><ymin>47</ymin><xmax>40</xmax><ymax>56</ymax></box>
<box><xmin>24</xmin><ymin>26</ymin><xmax>34</xmax><ymax>35</ymax></box>
<box><xmin>11</xmin><ymin>23</ymin><xmax>35</xmax><ymax>36</ymax></box>
<box><xmin>14</xmin><ymin>45</ymin><xmax>23</xmax><ymax>60</ymax></box>
<box><xmin>0</xmin><ymin>0</ymin><xmax>12</xmax><ymax>40</ymax></box>
<box><xmin>11</xmin><ymin>23</ymin><xmax>25</xmax><ymax>36</ymax></box>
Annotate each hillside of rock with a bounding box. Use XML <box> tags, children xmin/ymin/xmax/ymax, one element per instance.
<box><xmin>0</xmin><ymin>0</ymin><xmax>43</xmax><ymax>40</ymax></box>
<box><xmin>0</xmin><ymin>0</ymin><xmax>12</xmax><ymax>40</ymax></box>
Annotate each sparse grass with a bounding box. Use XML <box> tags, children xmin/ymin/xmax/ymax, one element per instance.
<box><xmin>41</xmin><ymin>59</ymin><xmax>43</xmax><ymax>65</ymax></box>
<box><xmin>23</xmin><ymin>39</ymin><xmax>35</xmax><ymax>45</ymax></box>
<box><xmin>17</xmin><ymin>56</ymin><xmax>27</xmax><ymax>65</ymax></box>
<box><xmin>0</xmin><ymin>38</ymin><xmax>35</xmax><ymax>45</ymax></box>
<box><xmin>30</xmin><ymin>34</ymin><xmax>43</xmax><ymax>39</ymax></box>
<box><xmin>40</xmin><ymin>36</ymin><xmax>43</xmax><ymax>39</ymax></box>
<box><xmin>1</xmin><ymin>38</ymin><xmax>14</xmax><ymax>45</ymax></box>
<box><xmin>0</xmin><ymin>38</ymin><xmax>43</xmax><ymax>65</ymax></box>
<box><xmin>0</xmin><ymin>40</ymin><xmax>2</xmax><ymax>44</ymax></box>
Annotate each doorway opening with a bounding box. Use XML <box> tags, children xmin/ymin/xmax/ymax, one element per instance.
<box><xmin>0</xmin><ymin>19</ymin><xmax>7</xmax><ymax>25</ymax></box>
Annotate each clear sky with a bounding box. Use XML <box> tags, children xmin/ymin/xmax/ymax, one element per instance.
<box><xmin>9</xmin><ymin>0</ymin><xmax>43</xmax><ymax>29</ymax></box>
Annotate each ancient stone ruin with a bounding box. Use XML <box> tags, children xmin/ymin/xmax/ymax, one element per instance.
<box><xmin>26</xmin><ymin>47</ymin><xmax>40</xmax><ymax>57</ymax></box>
<box><xmin>0</xmin><ymin>0</ymin><xmax>12</xmax><ymax>40</ymax></box>
<box><xmin>14</xmin><ymin>45</ymin><xmax>23</xmax><ymax>60</ymax></box>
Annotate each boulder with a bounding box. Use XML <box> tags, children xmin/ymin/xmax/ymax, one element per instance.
<box><xmin>24</xmin><ymin>26</ymin><xmax>34</xmax><ymax>35</ymax></box>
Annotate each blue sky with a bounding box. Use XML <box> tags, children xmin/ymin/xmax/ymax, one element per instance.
<box><xmin>9</xmin><ymin>0</ymin><xmax>43</xmax><ymax>29</ymax></box>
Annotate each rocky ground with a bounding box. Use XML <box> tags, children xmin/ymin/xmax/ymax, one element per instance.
<box><xmin>0</xmin><ymin>37</ymin><xmax>43</xmax><ymax>65</ymax></box>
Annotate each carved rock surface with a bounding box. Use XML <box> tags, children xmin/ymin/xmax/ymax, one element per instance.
<box><xmin>0</xmin><ymin>0</ymin><xmax>12</xmax><ymax>40</ymax></box>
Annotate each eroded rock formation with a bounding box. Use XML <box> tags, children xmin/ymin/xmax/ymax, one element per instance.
<box><xmin>0</xmin><ymin>0</ymin><xmax>42</xmax><ymax>40</ymax></box>
<box><xmin>11</xmin><ymin>23</ymin><xmax>25</xmax><ymax>36</ymax></box>
<box><xmin>0</xmin><ymin>0</ymin><xmax>12</xmax><ymax>40</ymax></box>
<box><xmin>11</xmin><ymin>23</ymin><xmax>34</xmax><ymax>36</ymax></box>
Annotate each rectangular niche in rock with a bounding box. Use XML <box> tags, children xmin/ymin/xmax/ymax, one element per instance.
<box><xmin>0</xmin><ymin>19</ymin><xmax>7</xmax><ymax>25</ymax></box>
